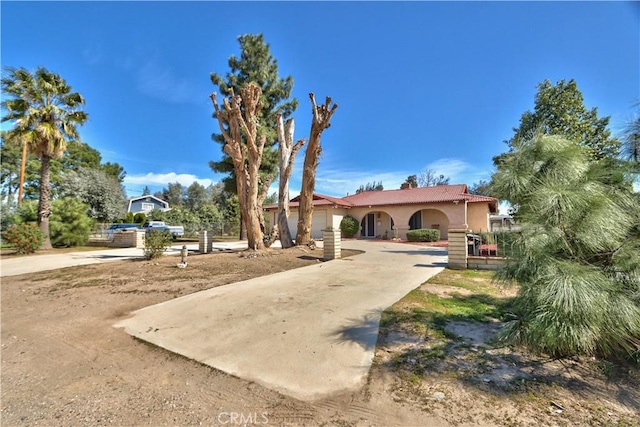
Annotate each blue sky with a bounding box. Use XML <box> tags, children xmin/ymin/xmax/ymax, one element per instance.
<box><xmin>2</xmin><ymin>1</ymin><xmax>638</xmax><ymax>199</ymax></box>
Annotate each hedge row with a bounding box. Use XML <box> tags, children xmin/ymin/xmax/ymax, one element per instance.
<box><xmin>406</xmin><ymin>228</ymin><xmax>440</xmax><ymax>242</ymax></box>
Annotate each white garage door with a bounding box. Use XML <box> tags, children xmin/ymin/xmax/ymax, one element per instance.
<box><xmin>287</xmin><ymin>210</ymin><xmax>327</xmax><ymax>240</ymax></box>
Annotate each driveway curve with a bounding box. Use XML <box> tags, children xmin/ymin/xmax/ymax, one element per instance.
<box><xmin>114</xmin><ymin>240</ymin><xmax>447</xmax><ymax>401</ymax></box>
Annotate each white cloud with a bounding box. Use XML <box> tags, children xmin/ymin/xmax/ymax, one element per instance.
<box><xmin>312</xmin><ymin>168</ymin><xmax>412</xmax><ymax>197</ymax></box>
<box><xmin>124</xmin><ymin>172</ymin><xmax>216</xmax><ymax>188</ymax></box>
<box><xmin>424</xmin><ymin>158</ymin><xmax>471</xmax><ymax>182</ymax></box>
<box><xmin>424</xmin><ymin>158</ymin><xmax>493</xmax><ymax>185</ymax></box>
<box><xmin>137</xmin><ymin>59</ymin><xmax>194</xmax><ymax>104</ymax></box>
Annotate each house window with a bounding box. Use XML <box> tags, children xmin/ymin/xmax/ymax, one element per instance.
<box><xmin>141</xmin><ymin>203</ymin><xmax>155</xmax><ymax>211</ymax></box>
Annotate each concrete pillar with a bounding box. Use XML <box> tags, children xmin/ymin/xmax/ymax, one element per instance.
<box><xmin>199</xmin><ymin>230</ymin><xmax>213</xmax><ymax>254</ymax></box>
<box><xmin>394</xmin><ymin>225</ymin><xmax>410</xmax><ymax>241</ymax></box>
<box><xmin>448</xmin><ymin>225</ymin><xmax>468</xmax><ymax>270</ymax></box>
<box><xmin>323</xmin><ymin>229</ymin><xmax>341</xmax><ymax>260</ymax></box>
<box><xmin>134</xmin><ymin>230</ymin><xmax>145</xmax><ymax>248</ymax></box>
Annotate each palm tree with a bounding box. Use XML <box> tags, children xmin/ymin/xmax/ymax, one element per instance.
<box><xmin>1</xmin><ymin>67</ymin><xmax>88</xmax><ymax>249</ymax></box>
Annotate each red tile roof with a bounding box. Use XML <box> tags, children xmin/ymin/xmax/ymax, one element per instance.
<box><xmin>263</xmin><ymin>193</ymin><xmax>352</xmax><ymax>210</ymax></box>
<box><xmin>290</xmin><ymin>193</ymin><xmax>352</xmax><ymax>207</ymax></box>
<box><xmin>264</xmin><ymin>185</ymin><xmax>498</xmax><ymax>212</ymax></box>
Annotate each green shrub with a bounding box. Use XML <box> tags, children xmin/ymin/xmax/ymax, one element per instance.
<box><xmin>49</xmin><ymin>198</ymin><xmax>94</xmax><ymax>247</ymax></box>
<box><xmin>406</xmin><ymin>228</ymin><xmax>440</xmax><ymax>242</ymax></box>
<box><xmin>13</xmin><ymin>200</ymin><xmax>38</xmax><ymax>224</ymax></box>
<box><xmin>2</xmin><ymin>223</ymin><xmax>44</xmax><ymax>254</ymax></box>
<box><xmin>133</xmin><ymin>212</ymin><xmax>146</xmax><ymax>225</ymax></box>
<box><xmin>340</xmin><ymin>215</ymin><xmax>359</xmax><ymax>238</ymax></box>
<box><xmin>143</xmin><ymin>229</ymin><xmax>173</xmax><ymax>260</ymax></box>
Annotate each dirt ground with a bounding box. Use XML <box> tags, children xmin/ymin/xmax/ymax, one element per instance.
<box><xmin>1</xmin><ymin>247</ymin><xmax>639</xmax><ymax>426</ymax></box>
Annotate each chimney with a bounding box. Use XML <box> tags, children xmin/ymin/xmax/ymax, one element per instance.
<box><xmin>401</xmin><ymin>182</ymin><xmax>412</xmax><ymax>190</ymax></box>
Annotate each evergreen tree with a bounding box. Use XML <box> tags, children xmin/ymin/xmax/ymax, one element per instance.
<box><xmin>356</xmin><ymin>181</ymin><xmax>384</xmax><ymax>194</ymax></box>
<box><xmin>161</xmin><ymin>182</ymin><xmax>186</xmax><ymax>207</ymax></box>
<box><xmin>49</xmin><ymin>197</ymin><xmax>94</xmax><ymax>247</ymax></box>
<box><xmin>496</xmin><ymin>79</ymin><xmax>620</xmax><ymax>164</ymax></box>
<box><xmin>405</xmin><ymin>175</ymin><xmax>418</xmax><ymax>188</ymax></box>
<box><xmin>492</xmin><ymin>134</ymin><xmax>640</xmax><ymax>358</ymax></box>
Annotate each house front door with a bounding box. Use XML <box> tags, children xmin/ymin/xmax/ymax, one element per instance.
<box><xmin>361</xmin><ymin>213</ymin><xmax>375</xmax><ymax>238</ymax></box>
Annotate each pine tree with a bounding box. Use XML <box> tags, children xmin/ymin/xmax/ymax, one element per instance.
<box><xmin>492</xmin><ymin>134</ymin><xmax>640</xmax><ymax>358</ymax></box>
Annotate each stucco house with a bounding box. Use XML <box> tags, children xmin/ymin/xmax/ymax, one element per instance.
<box><xmin>265</xmin><ymin>184</ymin><xmax>498</xmax><ymax>240</ymax></box>
<box><xmin>127</xmin><ymin>195</ymin><xmax>171</xmax><ymax>214</ymax></box>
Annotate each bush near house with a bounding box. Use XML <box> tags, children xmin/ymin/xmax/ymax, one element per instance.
<box><xmin>340</xmin><ymin>215</ymin><xmax>359</xmax><ymax>238</ymax></box>
<box><xmin>406</xmin><ymin>228</ymin><xmax>440</xmax><ymax>242</ymax></box>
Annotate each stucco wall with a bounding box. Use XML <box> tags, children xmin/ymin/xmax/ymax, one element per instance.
<box><xmin>268</xmin><ymin>201</ymin><xmax>492</xmax><ymax>241</ymax></box>
<box><xmin>467</xmin><ymin>203</ymin><xmax>491</xmax><ymax>232</ymax></box>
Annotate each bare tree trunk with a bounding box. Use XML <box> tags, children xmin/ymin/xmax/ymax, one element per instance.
<box><xmin>276</xmin><ymin>114</ymin><xmax>305</xmax><ymax>248</ymax></box>
<box><xmin>257</xmin><ymin>175</ymin><xmax>273</xmax><ymax>237</ymax></box>
<box><xmin>239</xmin><ymin>214</ymin><xmax>247</xmax><ymax>240</ymax></box>
<box><xmin>211</xmin><ymin>83</ymin><xmax>267</xmax><ymax>250</ymax></box>
<box><xmin>18</xmin><ymin>138</ymin><xmax>27</xmax><ymax>207</ymax></box>
<box><xmin>37</xmin><ymin>154</ymin><xmax>53</xmax><ymax>250</ymax></box>
<box><xmin>296</xmin><ymin>94</ymin><xmax>338</xmax><ymax>246</ymax></box>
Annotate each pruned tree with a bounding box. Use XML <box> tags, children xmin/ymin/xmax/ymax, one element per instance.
<box><xmin>211</xmin><ymin>83</ymin><xmax>267</xmax><ymax>250</ymax></box>
<box><xmin>418</xmin><ymin>169</ymin><xmax>450</xmax><ymax>187</ymax></box>
<box><xmin>276</xmin><ymin>113</ymin><xmax>304</xmax><ymax>248</ymax></box>
<box><xmin>296</xmin><ymin>93</ymin><xmax>338</xmax><ymax>246</ymax></box>
<box><xmin>210</xmin><ymin>34</ymin><xmax>298</xmax><ymax>239</ymax></box>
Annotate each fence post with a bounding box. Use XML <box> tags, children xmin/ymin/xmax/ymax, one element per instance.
<box><xmin>448</xmin><ymin>225</ymin><xmax>468</xmax><ymax>270</ymax></box>
<box><xmin>323</xmin><ymin>229</ymin><xmax>341</xmax><ymax>260</ymax></box>
<box><xmin>199</xmin><ymin>230</ymin><xmax>209</xmax><ymax>254</ymax></box>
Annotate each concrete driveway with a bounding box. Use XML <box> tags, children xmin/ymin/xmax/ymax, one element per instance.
<box><xmin>114</xmin><ymin>240</ymin><xmax>447</xmax><ymax>401</ymax></box>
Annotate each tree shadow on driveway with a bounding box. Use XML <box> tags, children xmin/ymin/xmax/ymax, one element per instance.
<box><xmin>329</xmin><ymin>310</ymin><xmax>385</xmax><ymax>351</ymax></box>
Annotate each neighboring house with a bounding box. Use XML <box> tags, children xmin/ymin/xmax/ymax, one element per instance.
<box><xmin>127</xmin><ymin>195</ymin><xmax>171</xmax><ymax>214</ymax></box>
<box><xmin>265</xmin><ymin>184</ymin><xmax>498</xmax><ymax>240</ymax></box>
<box><xmin>489</xmin><ymin>214</ymin><xmax>520</xmax><ymax>232</ymax></box>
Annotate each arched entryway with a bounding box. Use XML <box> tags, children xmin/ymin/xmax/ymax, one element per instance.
<box><xmin>408</xmin><ymin>208</ymin><xmax>450</xmax><ymax>239</ymax></box>
<box><xmin>360</xmin><ymin>211</ymin><xmax>394</xmax><ymax>239</ymax></box>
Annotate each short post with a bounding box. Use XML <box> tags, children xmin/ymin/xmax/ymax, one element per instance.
<box><xmin>323</xmin><ymin>228</ymin><xmax>341</xmax><ymax>261</ymax></box>
<box><xmin>181</xmin><ymin>245</ymin><xmax>188</xmax><ymax>264</ymax></box>
<box><xmin>448</xmin><ymin>225</ymin><xmax>469</xmax><ymax>270</ymax></box>
<box><xmin>199</xmin><ymin>230</ymin><xmax>209</xmax><ymax>253</ymax></box>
